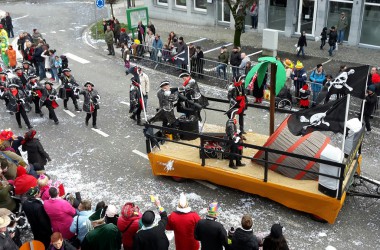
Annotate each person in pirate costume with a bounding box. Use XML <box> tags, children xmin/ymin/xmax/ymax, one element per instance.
<box><xmin>80</xmin><ymin>81</ymin><xmax>100</xmax><ymax>129</ymax></box>
<box><xmin>129</xmin><ymin>77</ymin><xmax>144</xmax><ymax>126</ymax></box>
<box><xmin>25</xmin><ymin>74</ymin><xmax>43</xmax><ymax>116</ymax></box>
<box><xmin>178</xmin><ymin>72</ymin><xmax>208</xmax><ymax>121</ymax></box>
<box><xmin>0</xmin><ymin>71</ymin><xmax>11</xmax><ymax>109</ymax></box>
<box><xmin>13</xmin><ymin>66</ymin><xmax>28</xmax><ymax>89</ymax></box>
<box><xmin>225</xmin><ymin>108</ymin><xmax>245</xmax><ymax>169</ymax></box>
<box><xmin>22</xmin><ymin>60</ymin><xmax>36</xmax><ymax>77</ymax></box>
<box><xmin>0</xmin><ymin>83</ymin><xmax>33</xmax><ymax>128</ymax></box>
<box><xmin>148</xmin><ymin>80</ymin><xmax>178</xmax><ymax>128</ymax></box>
<box><xmin>227</xmin><ymin>75</ymin><xmax>247</xmax><ymax>135</ymax></box>
<box><xmin>40</xmin><ymin>81</ymin><xmax>59</xmax><ymax>125</ymax></box>
<box><xmin>59</xmin><ymin>68</ymin><xmax>81</xmax><ymax>111</ymax></box>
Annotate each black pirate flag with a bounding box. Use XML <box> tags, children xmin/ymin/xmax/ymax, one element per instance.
<box><xmin>288</xmin><ymin>95</ymin><xmax>348</xmax><ymax>136</ymax></box>
<box><xmin>326</xmin><ymin>65</ymin><xmax>369</xmax><ymax>101</ymax></box>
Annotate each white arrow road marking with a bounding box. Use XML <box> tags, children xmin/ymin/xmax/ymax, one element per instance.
<box><xmin>247</xmin><ymin>50</ymin><xmax>263</xmax><ymax>57</ymax></box>
<box><xmin>63</xmin><ymin>109</ymin><xmax>76</xmax><ymax>117</ymax></box>
<box><xmin>59</xmin><ymin>30</ymin><xmax>66</xmax><ymax>32</ymax></box>
<box><xmin>13</xmin><ymin>14</ymin><xmax>29</xmax><ymax>20</ymax></box>
<box><xmin>120</xmin><ymin>101</ymin><xmax>130</xmax><ymax>106</ymax></box>
<box><xmin>132</xmin><ymin>149</ymin><xmax>149</xmax><ymax>160</ymax></box>
<box><xmin>92</xmin><ymin>128</ymin><xmax>109</xmax><ymax>137</ymax></box>
<box><xmin>51</xmin><ymin>31</ymin><xmax>57</xmax><ymax>33</ymax></box>
<box><xmin>204</xmin><ymin>43</ymin><xmax>233</xmax><ymax>54</ymax></box>
<box><xmin>64</xmin><ymin>52</ymin><xmax>90</xmax><ymax>64</ymax></box>
<box><xmin>188</xmin><ymin>38</ymin><xmax>207</xmax><ymax>44</ymax></box>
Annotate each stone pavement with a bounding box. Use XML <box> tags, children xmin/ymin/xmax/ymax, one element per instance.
<box><xmin>112</xmin><ymin>2</ymin><xmax>379</xmax><ymax>68</ymax></box>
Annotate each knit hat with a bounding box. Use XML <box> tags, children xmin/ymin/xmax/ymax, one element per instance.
<box><xmin>368</xmin><ymin>85</ymin><xmax>376</xmax><ymax>92</ymax></box>
<box><xmin>176</xmin><ymin>193</ymin><xmax>191</xmax><ymax>213</ymax></box>
<box><xmin>62</xmin><ymin>68</ymin><xmax>71</xmax><ymax>73</ymax></box>
<box><xmin>295</xmin><ymin>60</ymin><xmax>304</xmax><ymax>69</ymax></box>
<box><xmin>160</xmin><ymin>80</ymin><xmax>170</xmax><ymax>88</ymax></box>
<box><xmin>141</xmin><ymin>210</ymin><xmax>155</xmax><ymax>226</ymax></box>
<box><xmin>106</xmin><ymin>205</ymin><xmax>118</xmax><ymax>217</ymax></box>
<box><xmin>121</xmin><ymin>28</ymin><xmax>126</xmax><ymax>32</ymax></box>
<box><xmin>89</xmin><ymin>208</ymin><xmax>106</xmax><ymax>222</ymax></box>
<box><xmin>84</xmin><ymin>81</ymin><xmax>94</xmax><ymax>87</ymax></box>
<box><xmin>179</xmin><ymin>72</ymin><xmax>190</xmax><ymax>78</ymax></box>
<box><xmin>121</xmin><ymin>202</ymin><xmax>140</xmax><ymax>218</ymax></box>
<box><xmin>228</xmin><ymin>227</ymin><xmax>235</xmax><ymax>238</ymax></box>
<box><xmin>302</xmin><ymin>84</ymin><xmax>308</xmax><ymax>90</ymax></box>
<box><xmin>26</xmin><ymin>186</ymin><xmax>40</xmax><ymax>197</ymax></box>
<box><xmin>0</xmin><ymin>129</ymin><xmax>14</xmax><ymax>141</ymax></box>
<box><xmin>38</xmin><ymin>174</ymin><xmax>49</xmax><ymax>187</ymax></box>
<box><xmin>207</xmin><ymin>202</ymin><xmax>219</xmax><ymax>217</ymax></box>
<box><xmin>16</xmin><ymin>166</ymin><xmax>27</xmax><ymax>177</ymax></box>
<box><xmin>23</xmin><ymin>61</ymin><xmax>32</xmax><ymax>65</ymax></box>
<box><xmin>270</xmin><ymin>223</ymin><xmax>283</xmax><ymax>238</ymax></box>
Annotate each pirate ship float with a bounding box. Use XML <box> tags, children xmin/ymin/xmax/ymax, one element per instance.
<box><xmin>143</xmin><ymin>57</ymin><xmax>376</xmax><ymax>224</ymax></box>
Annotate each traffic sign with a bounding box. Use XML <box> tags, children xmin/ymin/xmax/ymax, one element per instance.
<box><xmin>96</xmin><ymin>0</ymin><xmax>105</xmax><ymax>8</ymax></box>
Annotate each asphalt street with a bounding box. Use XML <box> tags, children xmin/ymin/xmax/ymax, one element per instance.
<box><xmin>1</xmin><ymin>1</ymin><xmax>380</xmax><ymax>249</ymax></box>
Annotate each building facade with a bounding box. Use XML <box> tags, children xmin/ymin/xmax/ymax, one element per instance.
<box><xmin>145</xmin><ymin>0</ymin><xmax>380</xmax><ymax>48</ymax></box>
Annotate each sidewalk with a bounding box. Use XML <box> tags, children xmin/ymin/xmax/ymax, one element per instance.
<box><xmin>112</xmin><ymin>2</ymin><xmax>379</xmax><ymax>67</ymax></box>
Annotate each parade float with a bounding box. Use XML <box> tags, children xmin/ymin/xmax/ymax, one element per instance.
<box><xmin>143</xmin><ymin>57</ymin><xmax>377</xmax><ymax>224</ymax></box>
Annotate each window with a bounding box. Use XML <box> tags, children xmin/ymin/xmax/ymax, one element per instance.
<box><xmin>268</xmin><ymin>0</ymin><xmax>287</xmax><ymax>31</ymax></box>
<box><xmin>360</xmin><ymin>1</ymin><xmax>380</xmax><ymax>46</ymax></box>
<box><xmin>157</xmin><ymin>0</ymin><xmax>168</xmax><ymax>6</ymax></box>
<box><xmin>175</xmin><ymin>0</ymin><xmax>186</xmax><ymax>8</ymax></box>
<box><xmin>195</xmin><ymin>0</ymin><xmax>207</xmax><ymax>11</ymax></box>
<box><xmin>327</xmin><ymin>1</ymin><xmax>353</xmax><ymax>42</ymax></box>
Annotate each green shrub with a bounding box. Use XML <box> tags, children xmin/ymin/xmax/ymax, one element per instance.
<box><xmin>90</xmin><ymin>20</ymin><xmax>129</xmax><ymax>40</ymax></box>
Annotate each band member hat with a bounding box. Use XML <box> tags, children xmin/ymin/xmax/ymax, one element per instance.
<box><xmin>84</xmin><ymin>81</ymin><xmax>94</xmax><ymax>87</ymax></box>
<box><xmin>160</xmin><ymin>80</ymin><xmax>170</xmax><ymax>88</ymax></box>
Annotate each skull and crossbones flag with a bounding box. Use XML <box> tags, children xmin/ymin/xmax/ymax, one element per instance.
<box><xmin>327</xmin><ymin>65</ymin><xmax>369</xmax><ymax>100</ymax></box>
<box><xmin>288</xmin><ymin>95</ymin><xmax>348</xmax><ymax>136</ymax></box>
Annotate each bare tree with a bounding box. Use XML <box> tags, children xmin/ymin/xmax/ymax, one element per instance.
<box><xmin>106</xmin><ymin>0</ymin><xmax>119</xmax><ymax>18</ymax></box>
<box><xmin>225</xmin><ymin>0</ymin><xmax>254</xmax><ymax>47</ymax></box>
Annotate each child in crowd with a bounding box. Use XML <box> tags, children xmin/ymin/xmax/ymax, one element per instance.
<box><xmin>299</xmin><ymin>84</ymin><xmax>310</xmax><ymax>109</ymax></box>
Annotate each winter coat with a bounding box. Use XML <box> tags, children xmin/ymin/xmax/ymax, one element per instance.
<box><xmin>0</xmin><ymin>150</ymin><xmax>22</xmax><ymax>180</ymax></box>
<box><xmin>80</xmin><ymin>89</ymin><xmax>100</xmax><ymax>113</ymax></box>
<box><xmin>230</xmin><ymin>51</ymin><xmax>242</xmax><ymax>66</ymax></box>
<box><xmin>5</xmin><ymin>48</ymin><xmax>16</xmax><ymax>67</ymax></box>
<box><xmin>145</xmin><ymin>34</ymin><xmax>155</xmax><ymax>52</ymax></box>
<box><xmin>239</xmin><ymin>56</ymin><xmax>251</xmax><ymax>71</ymax></box>
<box><xmin>22</xmin><ymin>197</ymin><xmax>52</xmax><ymax>247</ymax></box>
<box><xmin>33</xmin><ymin>45</ymin><xmax>44</xmax><ymax>63</ymax></box>
<box><xmin>137</xmin><ymin>24</ymin><xmax>145</xmax><ymax>43</ymax></box>
<box><xmin>337</xmin><ymin>17</ymin><xmax>348</xmax><ymax>31</ymax></box>
<box><xmin>81</xmin><ymin>223</ymin><xmax>122</xmax><ymax>250</ymax></box>
<box><xmin>297</xmin><ymin>35</ymin><xmax>307</xmax><ymax>47</ymax></box>
<box><xmin>291</xmin><ymin>68</ymin><xmax>307</xmax><ymax>87</ymax></box>
<box><xmin>44</xmin><ymin>198</ymin><xmax>76</xmax><ymax>240</ymax></box>
<box><xmin>262</xmin><ymin>236</ymin><xmax>289</xmax><ymax>250</ymax></box>
<box><xmin>0</xmin><ymin>184</ymin><xmax>16</xmax><ymax>212</ymax></box>
<box><xmin>320</xmin><ymin>28</ymin><xmax>327</xmax><ymax>40</ymax></box>
<box><xmin>328</xmin><ymin>31</ymin><xmax>338</xmax><ymax>46</ymax></box>
<box><xmin>364</xmin><ymin>92</ymin><xmax>377</xmax><ymax>116</ymax></box>
<box><xmin>309</xmin><ymin>70</ymin><xmax>326</xmax><ymax>92</ymax></box>
<box><xmin>32</xmin><ymin>31</ymin><xmax>43</xmax><ymax>45</ymax></box>
<box><xmin>0</xmin><ymin>88</ymin><xmax>31</xmax><ymax>113</ymax></box>
<box><xmin>117</xmin><ymin>214</ymin><xmax>142</xmax><ymax>250</ymax></box>
<box><xmin>194</xmin><ymin>217</ymin><xmax>229</xmax><ymax>250</ymax></box>
<box><xmin>218</xmin><ymin>51</ymin><xmax>229</xmax><ymax>64</ymax></box>
<box><xmin>231</xmin><ymin>228</ymin><xmax>259</xmax><ymax>250</ymax></box>
<box><xmin>0</xmin><ymin>231</ymin><xmax>19</xmax><ymax>250</ymax></box>
<box><xmin>139</xmin><ymin>73</ymin><xmax>150</xmax><ymax>96</ymax></box>
<box><xmin>114</xmin><ymin>23</ymin><xmax>121</xmax><ymax>36</ymax></box>
<box><xmin>70</xmin><ymin>210</ymin><xmax>93</xmax><ymax>242</ymax></box>
<box><xmin>133</xmin><ymin>211</ymin><xmax>169</xmax><ymax>250</ymax></box>
<box><xmin>60</xmin><ymin>75</ymin><xmax>79</xmax><ymax>99</ymax></box>
<box><xmin>299</xmin><ymin>88</ymin><xmax>310</xmax><ymax>108</ymax></box>
<box><xmin>48</xmin><ymin>240</ymin><xmax>77</xmax><ymax>250</ymax></box>
<box><xmin>5</xmin><ymin>16</ymin><xmax>13</xmax><ymax>29</ymax></box>
<box><xmin>14</xmin><ymin>170</ymin><xmax>38</xmax><ymax>195</ymax></box>
<box><xmin>40</xmin><ymin>87</ymin><xmax>58</xmax><ymax>108</ymax></box>
<box><xmin>153</xmin><ymin>38</ymin><xmax>163</xmax><ymax>50</ymax></box>
<box><xmin>177</xmin><ymin>42</ymin><xmax>187</xmax><ymax>54</ymax></box>
<box><xmin>105</xmin><ymin>30</ymin><xmax>114</xmax><ymax>44</ymax></box>
<box><xmin>22</xmin><ymin>138</ymin><xmax>50</xmax><ymax>167</ymax></box>
<box><xmin>166</xmin><ymin>210</ymin><xmax>201</xmax><ymax>250</ymax></box>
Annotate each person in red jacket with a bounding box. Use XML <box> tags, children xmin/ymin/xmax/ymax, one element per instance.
<box><xmin>166</xmin><ymin>193</ymin><xmax>201</xmax><ymax>250</ymax></box>
<box><xmin>13</xmin><ymin>166</ymin><xmax>37</xmax><ymax>195</ymax></box>
<box><xmin>117</xmin><ymin>202</ymin><xmax>142</xmax><ymax>250</ymax></box>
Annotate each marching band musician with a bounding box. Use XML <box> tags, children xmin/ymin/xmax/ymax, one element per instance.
<box><xmin>25</xmin><ymin>74</ymin><xmax>43</xmax><ymax>116</ymax></box>
<box><xmin>14</xmin><ymin>66</ymin><xmax>28</xmax><ymax>89</ymax></box>
<box><xmin>0</xmin><ymin>83</ymin><xmax>33</xmax><ymax>129</ymax></box>
<box><xmin>22</xmin><ymin>61</ymin><xmax>36</xmax><ymax>77</ymax></box>
<box><xmin>227</xmin><ymin>75</ymin><xmax>247</xmax><ymax>135</ymax></box>
<box><xmin>0</xmin><ymin>71</ymin><xmax>11</xmax><ymax>109</ymax></box>
<box><xmin>225</xmin><ymin>108</ymin><xmax>245</xmax><ymax>169</ymax></box>
<box><xmin>129</xmin><ymin>77</ymin><xmax>143</xmax><ymax>126</ymax></box>
<box><xmin>148</xmin><ymin>81</ymin><xmax>178</xmax><ymax>128</ymax></box>
<box><xmin>40</xmin><ymin>81</ymin><xmax>59</xmax><ymax>125</ymax></box>
<box><xmin>59</xmin><ymin>68</ymin><xmax>81</xmax><ymax>111</ymax></box>
<box><xmin>80</xmin><ymin>81</ymin><xmax>100</xmax><ymax>129</ymax></box>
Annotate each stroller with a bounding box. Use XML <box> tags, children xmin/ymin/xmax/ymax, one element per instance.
<box><xmin>275</xmin><ymin>86</ymin><xmax>293</xmax><ymax>110</ymax></box>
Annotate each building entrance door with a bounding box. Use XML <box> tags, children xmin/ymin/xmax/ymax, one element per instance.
<box><xmin>296</xmin><ymin>0</ymin><xmax>317</xmax><ymax>35</ymax></box>
<box><xmin>217</xmin><ymin>0</ymin><xmax>231</xmax><ymax>23</ymax></box>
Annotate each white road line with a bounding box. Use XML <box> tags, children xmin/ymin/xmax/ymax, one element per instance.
<box><xmin>51</xmin><ymin>31</ymin><xmax>57</xmax><ymax>34</ymax></box>
<box><xmin>63</xmin><ymin>109</ymin><xmax>76</xmax><ymax>117</ymax></box>
<box><xmin>195</xmin><ymin>180</ymin><xmax>218</xmax><ymax>190</ymax></box>
<box><xmin>13</xmin><ymin>14</ymin><xmax>29</xmax><ymax>20</ymax></box>
<box><xmin>41</xmin><ymin>33</ymin><xmax>47</xmax><ymax>35</ymax></box>
<box><xmin>188</xmin><ymin>38</ymin><xmax>207</xmax><ymax>44</ymax></box>
<box><xmin>91</xmin><ymin>128</ymin><xmax>109</xmax><ymax>137</ymax></box>
<box><xmin>322</xmin><ymin>59</ymin><xmax>332</xmax><ymax>65</ymax></box>
<box><xmin>64</xmin><ymin>52</ymin><xmax>90</xmax><ymax>64</ymax></box>
<box><xmin>125</xmin><ymin>135</ymin><xmax>130</xmax><ymax>139</ymax></box>
<box><xmin>75</xmin><ymin>26</ymin><xmax>82</xmax><ymax>29</ymax></box>
<box><xmin>132</xmin><ymin>149</ymin><xmax>149</xmax><ymax>160</ymax></box>
<box><xmin>82</xmin><ymin>32</ymin><xmax>97</xmax><ymax>49</ymax></box>
<box><xmin>120</xmin><ymin>101</ymin><xmax>130</xmax><ymax>106</ymax></box>
<box><xmin>59</xmin><ymin>30</ymin><xmax>66</xmax><ymax>32</ymax></box>
<box><xmin>69</xmin><ymin>28</ymin><xmax>75</xmax><ymax>30</ymax></box>
<box><xmin>81</xmin><ymin>25</ymin><xmax>88</xmax><ymax>27</ymax></box>
<box><xmin>247</xmin><ymin>50</ymin><xmax>263</xmax><ymax>57</ymax></box>
<box><xmin>203</xmin><ymin>43</ymin><xmax>233</xmax><ymax>54</ymax></box>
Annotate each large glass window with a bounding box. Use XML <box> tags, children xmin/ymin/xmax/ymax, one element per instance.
<box><xmin>157</xmin><ymin>0</ymin><xmax>168</xmax><ymax>5</ymax></box>
<box><xmin>217</xmin><ymin>0</ymin><xmax>231</xmax><ymax>22</ymax></box>
<box><xmin>175</xmin><ymin>0</ymin><xmax>186</xmax><ymax>8</ymax></box>
<box><xmin>298</xmin><ymin>0</ymin><xmax>317</xmax><ymax>34</ymax></box>
<box><xmin>195</xmin><ymin>0</ymin><xmax>207</xmax><ymax>11</ymax></box>
<box><xmin>267</xmin><ymin>0</ymin><xmax>287</xmax><ymax>31</ymax></box>
<box><xmin>327</xmin><ymin>1</ymin><xmax>353</xmax><ymax>41</ymax></box>
<box><xmin>360</xmin><ymin>2</ymin><xmax>380</xmax><ymax>45</ymax></box>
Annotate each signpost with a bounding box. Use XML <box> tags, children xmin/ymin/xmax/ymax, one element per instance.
<box><xmin>96</xmin><ymin>0</ymin><xmax>105</xmax><ymax>8</ymax></box>
<box><xmin>94</xmin><ymin>0</ymin><xmax>105</xmax><ymax>40</ymax></box>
